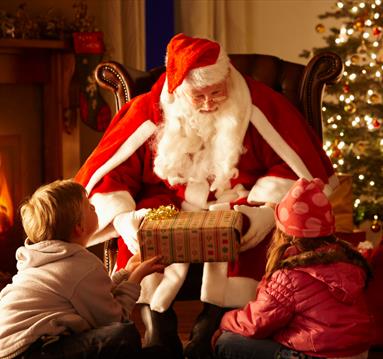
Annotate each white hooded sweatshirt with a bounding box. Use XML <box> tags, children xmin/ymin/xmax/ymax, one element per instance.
<box><xmin>0</xmin><ymin>240</ymin><xmax>140</xmax><ymax>359</ymax></box>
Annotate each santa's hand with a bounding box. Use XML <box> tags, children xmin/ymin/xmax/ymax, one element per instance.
<box><xmin>113</xmin><ymin>209</ymin><xmax>150</xmax><ymax>254</ymax></box>
<box><xmin>234</xmin><ymin>205</ymin><xmax>275</xmax><ymax>252</ymax></box>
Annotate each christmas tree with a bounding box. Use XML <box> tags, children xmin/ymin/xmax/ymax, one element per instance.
<box><xmin>301</xmin><ymin>0</ymin><xmax>383</xmax><ymax>228</ymax></box>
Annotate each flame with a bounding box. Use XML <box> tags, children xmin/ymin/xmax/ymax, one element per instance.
<box><xmin>0</xmin><ymin>162</ymin><xmax>13</xmax><ymax>234</ymax></box>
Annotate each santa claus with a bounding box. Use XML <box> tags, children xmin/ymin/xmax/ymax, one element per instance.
<box><xmin>76</xmin><ymin>33</ymin><xmax>338</xmax><ymax>359</ymax></box>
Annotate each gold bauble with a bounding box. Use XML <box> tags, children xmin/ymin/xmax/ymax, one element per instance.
<box><xmin>354</xmin><ymin>20</ymin><xmax>364</xmax><ymax>32</ymax></box>
<box><xmin>355</xmin><ymin>140</ymin><xmax>369</xmax><ymax>155</ymax></box>
<box><xmin>350</xmin><ymin>54</ymin><xmax>360</xmax><ymax>64</ymax></box>
<box><xmin>371</xmin><ymin>219</ymin><xmax>381</xmax><ymax>233</ymax></box>
<box><xmin>369</xmin><ymin>93</ymin><xmax>380</xmax><ymax>104</ymax></box>
<box><xmin>344</xmin><ymin>102</ymin><xmax>356</xmax><ymax>114</ymax></box>
<box><xmin>315</xmin><ymin>23</ymin><xmax>325</xmax><ymax>33</ymax></box>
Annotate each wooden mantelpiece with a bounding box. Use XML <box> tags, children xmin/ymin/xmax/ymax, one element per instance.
<box><xmin>0</xmin><ymin>38</ymin><xmax>75</xmax><ymax>182</ymax></box>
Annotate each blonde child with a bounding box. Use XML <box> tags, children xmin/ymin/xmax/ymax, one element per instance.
<box><xmin>213</xmin><ymin>178</ymin><xmax>372</xmax><ymax>359</ymax></box>
<box><xmin>0</xmin><ymin>179</ymin><xmax>165</xmax><ymax>359</ymax></box>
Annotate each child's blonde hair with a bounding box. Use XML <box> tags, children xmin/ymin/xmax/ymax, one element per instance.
<box><xmin>20</xmin><ymin>180</ymin><xmax>86</xmax><ymax>243</ymax></box>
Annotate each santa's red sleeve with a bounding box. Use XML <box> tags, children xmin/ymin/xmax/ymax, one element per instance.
<box><xmin>244</xmin><ymin>77</ymin><xmax>337</xmax><ymax>204</ymax></box>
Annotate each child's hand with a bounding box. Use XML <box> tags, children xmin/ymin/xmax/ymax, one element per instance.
<box><xmin>125</xmin><ymin>253</ymin><xmax>141</xmax><ymax>276</ymax></box>
<box><xmin>127</xmin><ymin>255</ymin><xmax>165</xmax><ymax>284</ymax></box>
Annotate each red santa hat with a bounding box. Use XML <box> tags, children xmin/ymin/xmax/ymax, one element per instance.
<box><xmin>166</xmin><ymin>33</ymin><xmax>226</xmax><ymax>93</ymax></box>
<box><xmin>275</xmin><ymin>178</ymin><xmax>335</xmax><ymax>238</ymax></box>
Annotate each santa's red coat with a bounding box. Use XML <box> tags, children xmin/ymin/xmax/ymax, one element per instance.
<box><xmin>76</xmin><ymin>70</ymin><xmax>337</xmax><ymax>311</ymax></box>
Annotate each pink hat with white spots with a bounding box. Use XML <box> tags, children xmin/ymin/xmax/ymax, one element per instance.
<box><xmin>275</xmin><ymin>178</ymin><xmax>335</xmax><ymax>238</ymax></box>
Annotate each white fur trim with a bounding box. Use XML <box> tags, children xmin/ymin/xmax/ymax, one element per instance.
<box><xmin>184</xmin><ymin>47</ymin><xmax>230</xmax><ymax>89</ymax></box>
<box><xmin>208</xmin><ymin>203</ymin><xmax>231</xmax><ymax>211</ymax></box>
<box><xmin>184</xmin><ymin>181</ymin><xmax>210</xmax><ymax>209</ymax></box>
<box><xmin>325</xmin><ymin>173</ymin><xmax>340</xmax><ymax>196</ymax></box>
<box><xmin>248</xmin><ymin>106</ymin><xmax>339</xmax><ymax>202</ymax></box>
<box><xmin>200</xmin><ymin>263</ymin><xmax>258</xmax><ymax>307</ymax></box>
<box><xmin>137</xmin><ymin>272</ymin><xmax>164</xmax><ymax>306</ymax></box>
<box><xmin>181</xmin><ymin>201</ymin><xmax>201</xmax><ymax>211</ymax></box>
<box><xmin>184</xmin><ymin>183</ymin><xmax>250</xmax><ymax>210</ymax></box>
<box><xmin>250</xmin><ymin>105</ymin><xmax>313</xmax><ymax>180</ymax></box>
<box><xmin>248</xmin><ymin>176</ymin><xmax>296</xmax><ymax>203</ymax></box>
<box><xmin>138</xmin><ymin>263</ymin><xmax>189</xmax><ymax>312</ymax></box>
<box><xmin>86</xmin><ymin>224</ymin><xmax>117</xmax><ymax>248</ymax></box>
<box><xmin>215</xmin><ymin>184</ymin><xmax>249</xmax><ymax>203</ymax></box>
<box><xmin>86</xmin><ymin>120</ymin><xmax>157</xmax><ymax>194</ymax></box>
<box><xmin>90</xmin><ymin>191</ymin><xmax>136</xmax><ymax>232</ymax></box>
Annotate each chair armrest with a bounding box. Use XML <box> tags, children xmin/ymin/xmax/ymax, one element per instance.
<box><xmin>95</xmin><ymin>61</ymin><xmax>134</xmax><ymax>113</ymax></box>
<box><xmin>95</xmin><ymin>61</ymin><xmax>165</xmax><ymax>113</ymax></box>
<box><xmin>300</xmin><ymin>52</ymin><xmax>343</xmax><ymax>140</ymax></box>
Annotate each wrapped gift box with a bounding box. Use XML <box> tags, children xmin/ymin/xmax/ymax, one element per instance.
<box><xmin>138</xmin><ymin>210</ymin><xmax>242</xmax><ymax>264</ymax></box>
<box><xmin>329</xmin><ymin>173</ymin><xmax>354</xmax><ymax>233</ymax></box>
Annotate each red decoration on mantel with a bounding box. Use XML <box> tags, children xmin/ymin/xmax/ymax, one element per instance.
<box><xmin>73</xmin><ymin>31</ymin><xmax>104</xmax><ymax>55</ymax></box>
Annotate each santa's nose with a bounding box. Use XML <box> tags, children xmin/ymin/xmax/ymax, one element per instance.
<box><xmin>200</xmin><ymin>98</ymin><xmax>217</xmax><ymax>112</ymax></box>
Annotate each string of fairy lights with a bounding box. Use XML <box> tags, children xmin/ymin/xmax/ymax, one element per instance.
<box><xmin>301</xmin><ymin>0</ymin><xmax>383</xmax><ymax>230</ymax></box>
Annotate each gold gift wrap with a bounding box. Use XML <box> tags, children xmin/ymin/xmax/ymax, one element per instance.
<box><xmin>138</xmin><ymin>210</ymin><xmax>242</xmax><ymax>264</ymax></box>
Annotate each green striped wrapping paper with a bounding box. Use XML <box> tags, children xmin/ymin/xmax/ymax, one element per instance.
<box><xmin>138</xmin><ymin>210</ymin><xmax>242</xmax><ymax>264</ymax></box>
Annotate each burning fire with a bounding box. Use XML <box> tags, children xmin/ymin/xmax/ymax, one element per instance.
<box><xmin>0</xmin><ymin>160</ymin><xmax>13</xmax><ymax>234</ymax></box>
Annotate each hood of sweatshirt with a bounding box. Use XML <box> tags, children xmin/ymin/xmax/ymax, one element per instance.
<box><xmin>16</xmin><ymin>239</ymin><xmax>85</xmax><ymax>271</ymax></box>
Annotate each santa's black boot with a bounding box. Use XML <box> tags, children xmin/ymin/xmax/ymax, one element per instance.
<box><xmin>140</xmin><ymin>303</ymin><xmax>184</xmax><ymax>359</ymax></box>
<box><xmin>183</xmin><ymin>302</ymin><xmax>227</xmax><ymax>359</ymax></box>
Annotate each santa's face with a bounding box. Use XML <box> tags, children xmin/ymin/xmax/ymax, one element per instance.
<box><xmin>155</xmin><ymin>66</ymin><xmax>252</xmax><ymax>194</ymax></box>
<box><xmin>182</xmin><ymin>80</ymin><xmax>228</xmax><ymax>113</ymax></box>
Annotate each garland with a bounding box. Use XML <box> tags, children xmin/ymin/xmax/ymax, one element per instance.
<box><xmin>0</xmin><ymin>0</ymin><xmax>96</xmax><ymax>40</ymax></box>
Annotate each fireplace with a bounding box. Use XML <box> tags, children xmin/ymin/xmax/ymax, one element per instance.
<box><xmin>0</xmin><ymin>135</ymin><xmax>21</xmax><ymax>274</ymax></box>
<box><xmin>0</xmin><ymin>39</ymin><xmax>78</xmax><ymax>275</ymax></box>
<box><xmin>0</xmin><ymin>135</ymin><xmax>20</xmax><ymax>232</ymax></box>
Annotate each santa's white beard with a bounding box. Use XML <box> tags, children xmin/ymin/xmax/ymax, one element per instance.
<box><xmin>154</xmin><ymin>66</ymin><xmax>252</xmax><ymax>195</ymax></box>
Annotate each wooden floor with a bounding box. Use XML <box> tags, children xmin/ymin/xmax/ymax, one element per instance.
<box><xmin>131</xmin><ymin>300</ymin><xmax>203</xmax><ymax>344</ymax></box>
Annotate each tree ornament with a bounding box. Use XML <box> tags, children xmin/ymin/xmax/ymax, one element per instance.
<box><xmin>357</xmin><ymin>41</ymin><xmax>367</xmax><ymax>54</ymax></box>
<box><xmin>353</xmin><ymin>20</ymin><xmax>364</xmax><ymax>32</ymax></box>
<box><xmin>354</xmin><ymin>140</ymin><xmax>369</xmax><ymax>155</ymax></box>
<box><xmin>344</xmin><ymin>102</ymin><xmax>356</xmax><ymax>114</ymax></box>
<box><xmin>355</xmin><ymin>43</ymin><xmax>370</xmax><ymax>65</ymax></box>
<box><xmin>315</xmin><ymin>23</ymin><xmax>325</xmax><ymax>33</ymax></box>
<box><xmin>373</xmin><ymin>26</ymin><xmax>382</xmax><ymax>37</ymax></box>
<box><xmin>350</xmin><ymin>54</ymin><xmax>360</xmax><ymax>65</ymax></box>
<box><xmin>377</xmin><ymin>48</ymin><xmax>383</xmax><ymax>63</ymax></box>
<box><xmin>373</xmin><ymin>118</ymin><xmax>381</xmax><ymax>128</ymax></box>
<box><xmin>370</xmin><ymin>218</ymin><xmax>381</xmax><ymax>233</ymax></box>
<box><xmin>343</xmin><ymin>83</ymin><xmax>350</xmax><ymax>93</ymax></box>
<box><xmin>369</xmin><ymin>93</ymin><xmax>380</xmax><ymax>104</ymax></box>
<box><xmin>331</xmin><ymin>140</ymin><xmax>341</xmax><ymax>158</ymax></box>
<box><xmin>332</xmin><ymin>147</ymin><xmax>342</xmax><ymax>159</ymax></box>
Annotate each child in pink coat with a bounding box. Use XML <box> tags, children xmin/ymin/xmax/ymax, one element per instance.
<box><xmin>213</xmin><ymin>178</ymin><xmax>372</xmax><ymax>359</ymax></box>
